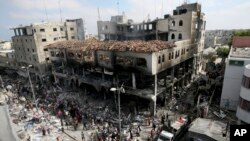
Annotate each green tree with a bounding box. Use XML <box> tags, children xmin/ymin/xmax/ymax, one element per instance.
<box><xmin>216</xmin><ymin>47</ymin><xmax>230</xmax><ymax>63</ymax></box>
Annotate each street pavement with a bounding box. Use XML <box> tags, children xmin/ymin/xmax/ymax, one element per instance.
<box><xmin>0</xmin><ymin>105</ymin><xmax>18</xmax><ymax>141</ymax></box>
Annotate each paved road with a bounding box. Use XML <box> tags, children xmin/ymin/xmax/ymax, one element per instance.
<box><xmin>0</xmin><ymin>105</ymin><xmax>18</xmax><ymax>141</ymax></box>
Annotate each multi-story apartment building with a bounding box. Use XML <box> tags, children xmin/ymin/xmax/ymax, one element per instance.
<box><xmin>236</xmin><ymin>64</ymin><xmax>250</xmax><ymax>123</ymax></box>
<box><xmin>44</xmin><ymin>2</ymin><xmax>205</xmax><ymax>114</ymax></box>
<box><xmin>10</xmin><ymin>19</ymin><xmax>85</xmax><ymax>76</ymax></box>
<box><xmin>220</xmin><ymin>36</ymin><xmax>250</xmax><ymax>111</ymax></box>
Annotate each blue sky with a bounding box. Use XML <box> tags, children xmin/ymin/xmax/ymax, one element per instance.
<box><xmin>0</xmin><ymin>0</ymin><xmax>250</xmax><ymax>40</ymax></box>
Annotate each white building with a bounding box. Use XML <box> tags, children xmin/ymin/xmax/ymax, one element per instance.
<box><xmin>220</xmin><ymin>36</ymin><xmax>250</xmax><ymax>111</ymax></box>
<box><xmin>236</xmin><ymin>64</ymin><xmax>250</xmax><ymax>123</ymax></box>
<box><xmin>0</xmin><ymin>41</ymin><xmax>12</xmax><ymax>50</ymax></box>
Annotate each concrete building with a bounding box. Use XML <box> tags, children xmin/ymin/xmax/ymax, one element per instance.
<box><xmin>187</xmin><ymin>118</ymin><xmax>229</xmax><ymax>141</ymax></box>
<box><xmin>236</xmin><ymin>64</ymin><xmax>250</xmax><ymax>123</ymax></box>
<box><xmin>97</xmin><ymin>2</ymin><xmax>205</xmax><ymax>75</ymax></box>
<box><xmin>42</xmin><ymin>2</ymin><xmax>205</xmax><ymax>114</ymax></box>
<box><xmin>45</xmin><ymin>39</ymin><xmax>195</xmax><ymax>114</ymax></box>
<box><xmin>10</xmin><ymin>19</ymin><xmax>85</xmax><ymax>76</ymax></box>
<box><xmin>220</xmin><ymin>36</ymin><xmax>250</xmax><ymax>111</ymax></box>
<box><xmin>205</xmin><ymin>30</ymin><xmax>233</xmax><ymax>49</ymax></box>
<box><xmin>0</xmin><ymin>41</ymin><xmax>15</xmax><ymax>70</ymax></box>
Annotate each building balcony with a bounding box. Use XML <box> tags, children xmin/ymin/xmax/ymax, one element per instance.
<box><xmin>236</xmin><ymin>106</ymin><xmax>250</xmax><ymax>124</ymax></box>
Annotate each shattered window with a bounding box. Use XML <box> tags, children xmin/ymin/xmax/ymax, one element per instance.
<box><xmin>169</xmin><ymin>53</ymin><xmax>171</xmax><ymax>60</ymax></box>
<box><xmin>116</xmin><ymin>56</ymin><xmax>133</xmax><ymax>66</ymax></box>
<box><xmin>68</xmin><ymin>52</ymin><xmax>74</xmax><ymax>57</ymax></box>
<box><xmin>99</xmin><ymin>54</ymin><xmax>110</xmax><ymax>62</ymax></box>
<box><xmin>51</xmin><ymin>51</ymin><xmax>55</xmax><ymax>57</ymax></box>
<box><xmin>136</xmin><ymin>58</ymin><xmax>147</xmax><ymax>67</ymax></box>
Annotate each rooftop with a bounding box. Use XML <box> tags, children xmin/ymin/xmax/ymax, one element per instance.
<box><xmin>188</xmin><ymin>118</ymin><xmax>228</xmax><ymax>141</ymax></box>
<box><xmin>232</xmin><ymin>36</ymin><xmax>250</xmax><ymax>48</ymax></box>
<box><xmin>45</xmin><ymin>39</ymin><xmax>176</xmax><ymax>53</ymax></box>
<box><xmin>230</xmin><ymin>47</ymin><xmax>250</xmax><ymax>58</ymax></box>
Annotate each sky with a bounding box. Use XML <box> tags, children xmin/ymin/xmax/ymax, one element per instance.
<box><xmin>0</xmin><ymin>0</ymin><xmax>250</xmax><ymax>40</ymax></box>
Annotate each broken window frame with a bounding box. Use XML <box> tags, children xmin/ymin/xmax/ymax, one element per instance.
<box><xmin>136</xmin><ymin>58</ymin><xmax>147</xmax><ymax>67</ymax></box>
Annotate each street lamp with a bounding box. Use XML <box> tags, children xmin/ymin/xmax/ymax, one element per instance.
<box><xmin>110</xmin><ymin>83</ymin><xmax>125</xmax><ymax>140</ymax></box>
<box><xmin>21</xmin><ymin>65</ymin><xmax>38</xmax><ymax>110</ymax></box>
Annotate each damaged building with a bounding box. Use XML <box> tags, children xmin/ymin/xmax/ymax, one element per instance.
<box><xmin>10</xmin><ymin>19</ymin><xmax>85</xmax><ymax>78</ymax></box>
<box><xmin>42</xmin><ymin>2</ymin><xmax>205</xmax><ymax>114</ymax></box>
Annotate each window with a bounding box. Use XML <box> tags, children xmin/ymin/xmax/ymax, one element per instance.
<box><xmin>53</xmin><ymin>28</ymin><xmax>57</xmax><ymax>31</ymax></box>
<box><xmin>172</xmin><ymin>52</ymin><xmax>174</xmax><ymax>59</ymax></box>
<box><xmin>25</xmin><ymin>39</ymin><xmax>27</xmax><ymax>42</ymax></box>
<box><xmin>169</xmin><ymin>53</ymin><xmax>171</xmax><ymax>60</ymax></box>
<box><xmin>33</xmin><ymin>29</ymin><xmax>36</xmax><ymax>32</ymax></box>
<box><xmin>70</xmin><ymin>27</ymin><xmax>74</xmax><ymax>31</ymax></box>
<box><xmin>30</xmin><ymin>39</ymin><xmax>32</xmax><ymax>42</ymax></box>
<box><xmin>179</xmin><ymin>20</ymin><xmax>183</xmax><ymax>26</ymax></box>
<box><xmin>229</xmin><ymin>60</ymin><xmax>244</xmax><ymax>66</ymax></box>
<box><xmin>105</xmin><ymin>26</ymin><xmax>108</xmax><ymax>30</ymax></box>
<box><xmin>162</xmin><ymin>54</ymin><xmax>165</xmax><ymax>62</ymax></box>
<box><xmin>242</xmin><ymin>75</ymin><xmax>250</xmax><ymax>89</ymax></box>
<box><xmin>51</xmin><ymin>51</ymin><xmax>55</xmax><ymax>57</ymax></box>
<box><xmin>40</xmin><ymin>28</ymin><xmax>45</xmax><ymax>32</ymax></box>
<box><xmin>158</xmin><ymin>56</ymin><xmax>161</xmax><ymax>64</ymax></box>
<box><xmin>27</xmin><ymin>48</ymin><xmax>30</xmax><ymax>52</ymax></box>
<box><xmin>32</xmin><ymin>49</ymin><xmax>35</xmax><ymax>52</ymax></box>
<box><xmin>178</xmin><ymin>34</ymin><xmax>182</xmax><ymax>40</ymax></box>
<box><xmin>34</xmin><ymin>58</ymin><xmax>36</xmax><ymax>62</ymax></box>
<box><xmin>116</xmin><ymin>56</ymin><xmax>133</xmax><ymax>66</ymax></box>
<box><xmin>136</xmin><ymin>58</ymin><xmax>147</xmax><ymax>67</ymax></box>
<box><xmin>171</xmin><ymin>34</ymin><xmax>175</xmax><ymax>39</ymax></box>
<box><xmin>239</xmin><ymin>97</ymin><xmax>250</xmax><ymax>112</ymax></box>
<box><xmin>60</xmin><ymin>28</ymin><xmax>63</xmax><ymax>31</ymax></box>
<box><xmin>149</xmin><ymin>24</ymin><xmax>152</xmax><ymax>30</ymax></box>
<box><xmin>29</xmin><ymin>57</ymin><xmax>31</xmax><ymax>61</ymax></box>
<box><xmin>54</xmin><ymin>37</ymin><xmax>57</xmax><ymax>41</ymax></box>
<box><xmin>172</xmin><ymin>21</ymin><xmax>175</xmax><ymax>26</ymax></box>
<box><xmin>71</xmin><ymin>36</ymin><xmax>75</xmax><ymax>39</ymax></box>
<box><xmin>42</xmin><ymin>38</ymin><xmax>47</xmax><ymax>42</ymax></box>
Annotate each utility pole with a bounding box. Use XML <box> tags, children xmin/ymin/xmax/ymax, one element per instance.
<box><xmin>0</xmin><ymin>75</ymin><xmax>4</xmax><ymax>88</ymax></box>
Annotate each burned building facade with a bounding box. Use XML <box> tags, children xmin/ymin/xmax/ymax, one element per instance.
<box><xmin>44</xmin><ymin>2</ymin><xmax>205</xmax><ymax>114</ymax></box>
<box><xmin>97</xmin><ymin>2</ymin><xmax>205</xmax><ymax>74</ymax></box>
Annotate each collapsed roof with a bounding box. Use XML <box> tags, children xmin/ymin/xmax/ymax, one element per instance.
<box><xmin>45</xmin><ymin>38</ymin><xmax>176</xmax><ymax>53</ymax></box>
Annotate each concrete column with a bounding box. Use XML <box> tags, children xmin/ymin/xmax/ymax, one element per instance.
<box><xmin>132</xmin><ymin>72</ymin><xmax>136</xmax><ymax>89</ymax></box>
<box><xmin>171</xmin><ymin>66</ymin><xmax>175</xmax><ymax>96</ymax></box>
<box><xmin>153</xmin><ymin>74</ymin><xmax>157</xmax><ymax>116</ymax></box>
<box><xmin>17</xmin><ymin>29</ymin><xmax>21</xmax><ymax>36</ymax></box>
<box><xmin>82</xmin><ymin>68</ymin><xmax>85</xmax><ymax>77</ymax></box>
<box><xmin>102</xmin><ymin>69</ymin><xmax>105</xmax><ymax>82</ymax></box>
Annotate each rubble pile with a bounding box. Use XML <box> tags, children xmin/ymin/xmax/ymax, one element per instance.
<box><xmin>46</xmin><ymin>39</ymin><xmax>176</xmax><ymax>53</ymax></box>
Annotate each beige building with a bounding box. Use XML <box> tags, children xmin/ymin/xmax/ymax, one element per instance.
<box><xmin>97</xmin><ymin>3</ymin><xmax>205</xmax><ymax>75</ymax></box>
<box><xmin>10</xmin><ymin>19</ymin><xmax>85</xmax><ymax>75</ymax></box>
